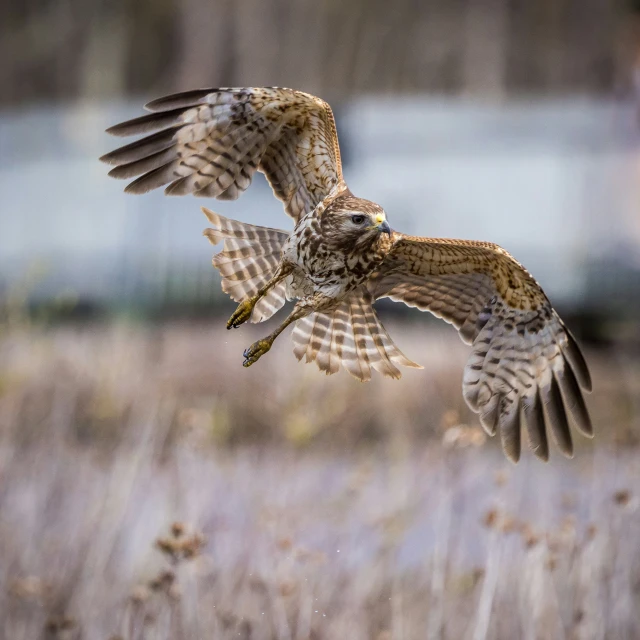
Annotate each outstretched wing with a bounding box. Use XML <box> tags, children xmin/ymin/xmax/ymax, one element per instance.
<box><xmin>100</xmin><ymin>87</ymin><xmax>344</xmax><ymax>222</ymax></box>
<box><xmin>368</xmin><ymin>234</ymin><xmax>593</xmax><ymax>463</ymax></box>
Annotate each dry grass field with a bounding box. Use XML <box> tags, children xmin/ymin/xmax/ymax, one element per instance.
<box><xmin>0</xmin><ymin>320</ymin><xmax>639</xmax><ymax>639</ymax></box>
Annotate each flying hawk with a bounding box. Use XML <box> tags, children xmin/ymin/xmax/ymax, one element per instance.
<box><xmin>100</xmin><ymin>87</ymin><xmax>592</xmax><ymax>462</ymax></box>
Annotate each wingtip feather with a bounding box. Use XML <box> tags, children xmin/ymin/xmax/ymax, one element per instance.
<box><xmin>504</xmin><ymin>449</ymin><xmax>521</xmax><ymax>465</ymax></box>
<box><xmin>562</xmin><ymin>329</ymin><xmax>593</xmax><ymax>392</ymax></box>
<box><xmin>99</xmin><ymin>151</ymin><xmax>117</xmax><ymax>165</ymax></box>
<box><xmin>104</xmin><ymin>108</ymin><xmax>186</xmax><ymax>137</ymax></box>
<box><xmin>144</xmin><ymin>88</ymin><xmax>217</xmax><ymax>112</ymax></box>
<box><xmin>124</xmin><ymin>180</ymin><xmax>152</xmax><ymax>195</ymax></box>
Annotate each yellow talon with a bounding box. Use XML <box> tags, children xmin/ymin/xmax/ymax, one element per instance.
<box><xmin>227</xmin><ymin>297</ymin><xmax>258</xmax><ymax>329</ymax></box>
<box><xmin>243</xmin><ymin>338</ymin><xmax>273</xmax><ymax>367</ymax></box>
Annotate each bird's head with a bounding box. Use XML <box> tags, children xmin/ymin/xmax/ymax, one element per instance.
<box><xmin>322</xmin><ymin>194</ymin><xmax>391</xmax><ymax>252</ymax></box>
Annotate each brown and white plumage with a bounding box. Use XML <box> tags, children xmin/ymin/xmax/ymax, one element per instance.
<box><xmin>368</xmin><ymin>236</ymin><xmax>592</xmax><ymax>461</ymax></box>
<box><xmin>101</xmin><ymin>87</ymin><xmax>593</xmax><ymax>462</ymax></box>
<box><xmin>291</xmin><ymin>288</ymin><xmax>422</xmax><ymax>381</ymax></box>
<box><xmin>100</xmin><ymin>87</ymin><xmax>343</xmax><ymax>221</ymax></box>
<box><xmin>202</xmin><ymin>208</ymin><xmax>289</xmax><ymax>322</ymax></box>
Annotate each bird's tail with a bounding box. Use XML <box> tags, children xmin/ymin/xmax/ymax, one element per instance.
<box><xmin>291</xmin><ymin>290</ymin><xmax>422</xmax><ymax>381</ymax></box>
<box><xmin>202</xmin><ymin>207</ymin><xmax>290</xmax><ymax>323</ymax></box>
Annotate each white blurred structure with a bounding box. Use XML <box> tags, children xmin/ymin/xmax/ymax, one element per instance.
<box><xmin>1</xmin><ymin>98</ymin><xmax>639</xmax><ymax>312</ymax></box>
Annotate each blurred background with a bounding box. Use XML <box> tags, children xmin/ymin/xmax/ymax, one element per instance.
<box><xmin>1</xmin><ymin>1</ymin><xmax>640</xmax><ymax>639</ymax></box>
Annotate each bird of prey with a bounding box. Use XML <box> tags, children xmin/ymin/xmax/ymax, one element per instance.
<box><xmin>100</xmin><ymin>87</ymin><xmax>592</xmax><ymax>462</ymax></box>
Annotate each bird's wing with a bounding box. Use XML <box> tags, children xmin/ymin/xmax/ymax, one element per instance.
<box><xmin>368</xmin><ymin>233</ymin><xmax>593</xmax><ymax>462</ymax></box>
<box><xmin>100</xmin><ymin>87</ymin><xmax>345</xmax><ymax>222</ymax></box>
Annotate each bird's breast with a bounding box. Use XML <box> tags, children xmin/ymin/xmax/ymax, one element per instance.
<box><xmin>284</xmin><ymin>218</ymin><xmax>385</xmax><ymax>301</ymax></box>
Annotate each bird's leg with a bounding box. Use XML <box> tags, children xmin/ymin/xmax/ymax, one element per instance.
<box><xmin>242</xmin><ymin>302</ymin><xmax>311</xmax><ymax>367</ymax></box>
<box><xmin>227</xmin><ymin>265</ymin><xmax>293</xmax><ymax>330</ymax></box>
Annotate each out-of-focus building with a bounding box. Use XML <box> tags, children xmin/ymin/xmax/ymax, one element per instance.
<box><xmin>1</xmin><ymin>98</ymin><xmax>638</xmax><ymax>319</ymax></box>
<box><xmin>1</xmin><ymin>0</ymin><xmax>640</xmax><ymax>324</ymax></box>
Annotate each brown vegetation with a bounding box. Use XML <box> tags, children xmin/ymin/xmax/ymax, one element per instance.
<box><xmin>0</xmin><ymin>321</ymin><xmax>639</xmax><ymax>638</ymax></box>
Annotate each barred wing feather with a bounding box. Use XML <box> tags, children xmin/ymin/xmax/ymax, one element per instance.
<box><xmin>100</xmin><ymin>87</ymin><xmax>344</xmax><ymax>222</ymax></box>
<box><xmin>368</xmin><ymin>234</ymin><xmax>593</xmax><ymax>462</ymax></box>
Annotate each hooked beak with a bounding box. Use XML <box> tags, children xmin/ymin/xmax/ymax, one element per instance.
<box><xmin>377</xmin><ymin>220</ymin><xmax>391</xmax><ymax>235</ymax></box>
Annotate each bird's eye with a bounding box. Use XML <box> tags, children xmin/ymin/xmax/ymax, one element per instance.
<box><xmin>351</xmin><ymin>215</ymin><xmax>366</xmax><ymax>225</ymax></box>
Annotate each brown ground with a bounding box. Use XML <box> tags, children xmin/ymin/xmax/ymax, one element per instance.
<box><xmin>0</xmin><ymin>321</ymin><xmax>639</xmax><ymax>639</ymax></box>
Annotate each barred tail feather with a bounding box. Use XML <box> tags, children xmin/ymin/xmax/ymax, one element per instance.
<box><xmin>291</xmin><ymin>291</ymin><xmax>422</xmax><ymax>381</ymax></box>
<box><xmin>202</xmin><ymin>207</ymin><xmax>289</xmax><ymax>322</ymax></box>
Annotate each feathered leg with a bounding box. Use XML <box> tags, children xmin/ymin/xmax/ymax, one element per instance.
<box><xmin>227</xmin><ymin>264</ymin><xmax>293</xmax><ymax>329</ymax></box>
<box><xmin>202</xmin><ymin>207</ymin><xmax>291</xmax><ymax>328</ymax></box>
<box><xmin>242</xmin><ymin>301</ymin><xmax>313</xmax><ymax>367</ymax></box>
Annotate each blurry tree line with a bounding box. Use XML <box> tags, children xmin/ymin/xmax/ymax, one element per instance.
<box><xmin>2</xmin><ymin>0</ymin><xmax>640</xmax><ymax>106</ymax></box>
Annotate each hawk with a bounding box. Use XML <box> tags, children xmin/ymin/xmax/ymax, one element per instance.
<box><xmin>101</xmin><ymin>87</ymin><xmax>593</xmax><ymax>462</ymax></box>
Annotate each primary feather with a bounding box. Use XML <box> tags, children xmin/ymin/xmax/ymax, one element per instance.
<box><xmin>101</xmin><ymin>87</ymin><xmax>343</xmax><ymax>221</ymax></box>
<box><xmin>368</xmin><ymin>235</ymin><xmax>592</xmax><ymax>462</ymax></box>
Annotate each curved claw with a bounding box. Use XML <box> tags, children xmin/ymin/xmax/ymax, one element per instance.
<box><xmin>227</xmin><ymin>297</ymin><xmax>257</xmax><ymax>330</ymax></box>
<box><xmin>242</xmin><ymin>338</ymin><xmax>273</xmax><ymax>367</ymax></box>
